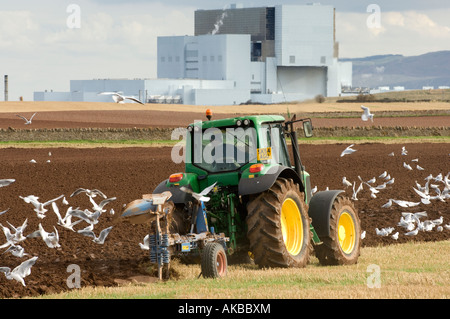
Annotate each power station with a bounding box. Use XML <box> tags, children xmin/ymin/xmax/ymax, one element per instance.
<box><xmin>34</xmin><ymin>4</ymin><xmax>352</xmax><ymax>105</ymax></box>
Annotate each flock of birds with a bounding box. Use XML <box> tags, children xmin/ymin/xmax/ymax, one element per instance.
<box><xmin>336</xmin><ymin>143</ymin><xmax>449</xmax><ymax>241</ymax></box>
<box><xmin>0</xmin><ymin>181</ymin><xmax>117</xmax><ymax>287</ymax></box>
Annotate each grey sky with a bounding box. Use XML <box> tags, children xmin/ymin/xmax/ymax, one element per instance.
<box><xmin>1</xmin><ymin>0</ymin><xmax>450</xmax><ymax>100</ymax></box>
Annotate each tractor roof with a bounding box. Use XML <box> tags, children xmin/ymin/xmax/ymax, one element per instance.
<box><xmin>190</xmin><ymin>114</ymin><xmax>286</xmax><ymax>129</ymax></box>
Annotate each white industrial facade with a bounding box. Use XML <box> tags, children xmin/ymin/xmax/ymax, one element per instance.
<box><xmin>34</xmin><ymin>4</ymin><xmax>352</xmax><ymax>106</ymax></box>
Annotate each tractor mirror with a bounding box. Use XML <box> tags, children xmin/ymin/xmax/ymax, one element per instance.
<box><xmin>303</xmin><ymin>120</ymin><xmax>313</xmax><ymax>138</ymax></box>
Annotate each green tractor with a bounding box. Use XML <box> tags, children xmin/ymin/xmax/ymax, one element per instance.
<box><xmin>150</xmin><ymin>111</ymin><xmax>361</xmax><ymax>276</ymax></box>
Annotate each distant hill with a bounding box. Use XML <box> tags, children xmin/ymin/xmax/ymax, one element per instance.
<box><xmin>341</xmin><ymin>51</ymin><xmax>450</xmax><ymax>90</ymax></box>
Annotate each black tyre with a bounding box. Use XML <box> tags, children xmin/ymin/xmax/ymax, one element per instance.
<box><xmin>313</xmin><ymin>195</ymin><xmax>361</xmax><ymax>265</ymax></box>
<box><xmin>201</xmin><ymin>242</ymin><xmax>228</xmax><ymax>278</ymax></box>
<box><xmin>246</xmin><ymin>178</ymin><xmax>312</xmax><ymax>268</ymax></box>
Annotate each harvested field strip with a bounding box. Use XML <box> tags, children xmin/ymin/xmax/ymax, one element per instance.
<box><xmin>38</xmin><ymin>240</ymin><xmax>450</xmax><ymax>299</ymax></box>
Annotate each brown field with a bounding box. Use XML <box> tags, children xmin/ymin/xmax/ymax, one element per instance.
<box><xmin>0</xmin><ymin>101</ymin><xmax>448</xmax><ymax>299</ymax></box>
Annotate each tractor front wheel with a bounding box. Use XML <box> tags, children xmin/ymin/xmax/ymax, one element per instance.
<box><xmin>246</xmin><ymin>178</ymin><xmax>312</xmax><ymax>268</ymax></box>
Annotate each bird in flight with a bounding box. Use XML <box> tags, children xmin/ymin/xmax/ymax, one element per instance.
<box><xmin>16</xmin><ymin>112</ymin><xmax>37</xmax><ymax>125</ymax></box>
<box><xmin>360</xmin><ymin>105</ymin><xmax>374</xmax><ymax>122</ymax></box>
<box><xmin>340</xmin><ymin>144</ymin><xmax>357</xmax><ymax>157</ymax></box>
<box><xmin>180</xmin><ymin>182</ymin><xmax>217</xmax><ymax>202</ymax></box>
<box><xmin>0</xmin><ymin>256</ymin><xmax>38</xmax><ymax>286</ymax></box>
<box><xmin>98</xmin><ymin>92</ymin><xmax>144</xmax><ymax>105</ymax></box>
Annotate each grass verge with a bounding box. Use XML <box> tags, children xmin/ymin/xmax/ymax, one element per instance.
<box><xmin>34</xmin><ymin>240</ymin><xmax>450</xmax><ymax>299</ymax></box>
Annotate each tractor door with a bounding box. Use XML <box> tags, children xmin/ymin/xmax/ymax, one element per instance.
<box><xmin>259</xmin><ymin>123</ymin><xmax>291</xmax><ymax>168</ymax></box>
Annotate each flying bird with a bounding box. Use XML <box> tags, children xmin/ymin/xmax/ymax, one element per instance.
<box><xmin>351</xmin><ymin>182</ymin><xmax>363</xmax><ymax>201</ymax></box>
<box><xmin>67</xmin><ymin>208</ymin><xmax>102</xmax><ymax>225</ymax></box>
<box><xmin>38</xmin><ymin>223</ymin><xmax>61</xmax><ymax>248</ymax></box>
<box><xmin>180</xmin><ymin>182</ymin><xmax>217</xmax><ymax>202</ymax></box>
<box><xmin>89</xmin><ymin>196</ymin><xmax>116</xmax><ymax>213</ymax></box>
<box><xmin>16</xmin><ymin>112</ymin><xmax>37</xmax><ymax>125</ymax></box>
<box><xmin>360</xmin><ymin>105</ymin><xmax>374</xmax><ymax>122</ymax></box>
<box><xmin>70</xmin><ymin>188</ymin><xmax>107</xmax><ymax>199</ymax></box>
<box><xmin>19</xmin><ymin>194</ymin><xmax>64</xmax><ymax>219</ymax></box>
<box><xmin>51</xmin><ymin>203</ymin><xmax>82</xmax><ymax>231</ymax></box>
<box><xmin>139</xmin><ymin>234</ymin><xmax>150</xmax><ymax>250</ymax></box>
<box><xmin>0</xmin><ymin>208</ymin><xmax>9</xmax><ymax>217</ymax></box>
<box><xmin>0</xmin><ymin>179</ymin><xmax>15</xmax><ymax>188</ymax></box>
<box><xmin>0</xmin><ymin>256</ymin><xmax>38</xmax><ymax>286</ymax></box>
<box><xmin>340</xmin><ymin>144</ymin><xmax>357</xmax><ymax>157</ymax></box>
<box><xmin>2</xmin><ymin>244</ymin><xmax>29</xmax><ymax>258</ymax></box>
<box><xmin>98</xmin><ymin>92</ymin><xmax>144</xmax><ymax>105</ymax></box>
<box><xmin>78</xmin><ymin>226</ymin><xmax>113</xmax><ymax>244</ymax></box>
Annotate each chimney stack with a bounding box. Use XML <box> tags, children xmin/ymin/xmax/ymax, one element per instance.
<box><xmin>4</xmin><ymin>75</ymin><xmax>8</xmax><ymax>101</ymax></box>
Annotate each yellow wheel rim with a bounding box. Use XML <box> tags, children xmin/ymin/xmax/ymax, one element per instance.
<box><xmin>338</xmin><ymin>211</ymin><xmax>356</xmax><ymax>254</ymax></box>
<box><xmin>281</xmin><ymin>198</ymin><xmax>303</xmax><ymax>256</ymax></box>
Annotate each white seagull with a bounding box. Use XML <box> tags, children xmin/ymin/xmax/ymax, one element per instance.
<box><xmin>381</xmin><ymin>199</ymin><xmax>393</xmax><ymax>208</ymax></box>
<box><xmin>360</xmin><ymin>105</ymin><xmax>374</xmax><ymax>122</ymax></box>
<box><xmin>180</xmin><ymin>182</ymin><xmax>217</xmax><ymax>202</ymax></box>
<box><xmin>19</xmin><ymin>194</ymin><xmax>64</xmax><ymax>219</ymax></box>
<box><xmin>139</xmin><ymin>234</ymin><xmax>150</xmax><ymax>250</ymax></box>
<box><xmin>342</xmin><ymin>177</ymin><xmax>352</xmax><ymax>188</ymax></box>
<box><xmin>67</xmin><ymin>208</ymin><xmax>102</xmax><ymax>225</ymax></box>
<box><xmin>78</xmin><ymin>226</ymin><xmax>113</xmax><ymax>244</ymax></box>
<box><xmin>0</xmin><ymin>219</ymin><xmax>28</xmax><ymax>248</ymax></box>
<box><xmin>37</xmin><ymin>223</ymin><xmax>61</xmax><ymax>248</ymax></box>
<box><xmin>16</xmin><ymin>112</ymin><xmax>37</xmax><ymax>125</ymax></box>
<box><xmin>89</xmin><ymin>196</ymin><xmax>116</xmax><ymax>213</ymax></box>
<box><xmin>2</xmin><ymin>244</ymin><xmax>29</xmax><ymax>258</ymax></box>
<box><xmin>0</xmin><ymin>256</ymin><xmax>38</xmax><ymax>286</ymax></box>
<box><xmin>70</xmin><ymin>188</ymin><xmax>107</xmax><ymax>199</ymax></box>
<box><xmin>98</xmin><ymin>92</ymin><xmax>144</xmax><ymax>105</ymax></box>
<box><xmin>51</xmin><ymin>203</ymin><xmax>82</xmax><ymax>231</ymax></box>
<box><xmin>340</xmin><ymin>144</ymin><xmax>357</xmax><ymax>157</ymax></box>
<box><xmin>403</xmin><ymin>162</ymin><xmax>413</xmax><ymax>171</ymax></box>
<box><xmin>0</xmin><ymin>179</ymin><xmax>15</xmax><ymax>188</ymax></box>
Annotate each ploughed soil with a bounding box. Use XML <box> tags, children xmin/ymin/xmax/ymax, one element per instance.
<box><xmin>1</xmin><ymin>109</ymin><xmax>449</xmax><ymax>129</ymax></box>
<box><xmin>0</xmin><ymin>143</ymin><xmax>448</xmax><ymax>298</ymax></box>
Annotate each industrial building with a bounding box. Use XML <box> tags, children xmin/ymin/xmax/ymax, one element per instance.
<box><xmin>34</xmin><ymin>4</ymin><xmax>352</xmax><ymax>105</ymax></box>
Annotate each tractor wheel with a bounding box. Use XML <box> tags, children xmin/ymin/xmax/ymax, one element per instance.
<box><xmin>246</xmin><ymin>178</ymin><xmax>312</xmax><ymax>268</ymax></box>
<box><xmin>314</xmin><ymin>195</ymin><xmax>361</xmax><ymax>265</ymax></box>
<box><xmin>201</xmin><ymin>242</ymin><xmax>228</xmax><ymax>278</ymax></box>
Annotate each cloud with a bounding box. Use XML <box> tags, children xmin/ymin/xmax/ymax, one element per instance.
<box><xmin>0</xmin><ymin>11</ymin><xmax>39</xmax><ymax>49</ymax></box>
<box><xmin>336</xmin><ymin>9</ymin><xmax>450</xmax><ymax>58</ymax></box>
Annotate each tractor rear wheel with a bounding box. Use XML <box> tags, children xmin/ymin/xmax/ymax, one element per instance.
<box><xmin>246</xmin><ymin>178</ymin><xmax>312</xmax><ymax>268</ymax></box>
<box><xmin>313</xmin><ymin>195</ymin><xmax>361</xmax><ymax>265</ymax></box>
<box><xmin>201</xmin><ymin>242</ymin><xmax>228</xmax><ymax>278</ymax></box>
